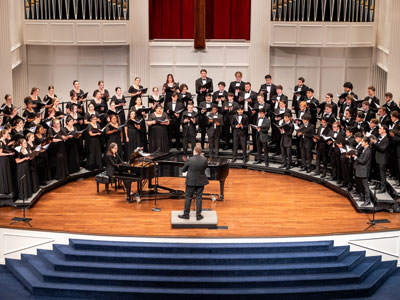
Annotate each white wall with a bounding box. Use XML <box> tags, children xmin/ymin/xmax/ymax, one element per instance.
<box><xmin>26</xmin><ymin>45</ymin><xmax>130</xmax><ymax>100</ymax></box>
<box><xmin>270</xmin><ymin>47</ymin><xmax>373</xmax><ymax>100</ymax></box>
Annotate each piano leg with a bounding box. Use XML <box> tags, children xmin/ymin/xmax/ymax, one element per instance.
<box><xmin>219</xmin><ymin>180</ymin><xmax>225</xmax><ymax>201</ymax></box>
<box><xmin>123</xmin><ymin>179</ymin><xmax>133</xmax><ymax>203</ymax></box>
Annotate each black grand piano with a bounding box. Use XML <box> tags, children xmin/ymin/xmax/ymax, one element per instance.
<box><xmin>115</xmin><ymin>152</ymin><xmax>229</xmax><ymax>203</ymax></box>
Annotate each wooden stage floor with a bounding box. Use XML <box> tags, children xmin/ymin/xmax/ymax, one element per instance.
<box><xmin>1</xmin><ymin>169</ymin><xmax>400</xmax><ymax>238</ymax></box>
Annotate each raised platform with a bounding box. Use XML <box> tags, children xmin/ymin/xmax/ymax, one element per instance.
<box><xmin>171</xmin><ymin>211</ymin><xmax>217</xmax><ymax>229</ymax></box>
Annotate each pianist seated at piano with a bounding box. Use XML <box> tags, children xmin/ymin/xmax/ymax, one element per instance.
<box><xmin>147</xmin><ymin>104</ymin><xmax>170</xmax><ymax>153</ymax></box>
<box><xmin>105</xmin><ymin>142</ymin><xmax>123</xmax><ymax>184</ymax></box>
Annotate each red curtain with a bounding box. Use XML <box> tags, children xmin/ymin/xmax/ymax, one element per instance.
<box><xmin>149</xmin><ymin>0</ymin><xmax>250</xmax><ymax>40</ymax></box>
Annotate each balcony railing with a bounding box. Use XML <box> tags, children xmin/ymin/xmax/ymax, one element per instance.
<box><xmin>24</xmin><ymin>0</ymin><xmax>129</xmax><ymax>20</ymax></box>
<box><xmin>271</xmin><ymin>0</ymin><xmax>375</xmax><ymax>22</ymax></box>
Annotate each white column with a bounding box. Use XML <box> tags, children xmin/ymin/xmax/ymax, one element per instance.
<box><xmin>248</xmin><ymin>0</ymin><xmax>271</xmax><ymax>87</ymax></box>
<box><xmin>128</xmin><ymin>0</ymin><xmax>150</xmax><ymax>88</ymax></box>
<box><xmin>386</xmin><ymin>0</ymin><xmax>400</xmax><ymax>97</ymax></box>
<box><xmin>0</xmin><ymin>0</ymin><xmax>13</xmax><ymax>97</ymax></box>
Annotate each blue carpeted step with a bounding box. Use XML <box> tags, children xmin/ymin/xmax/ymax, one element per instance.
<box><xmin>37</xmin><ymin>249</ymin><xmax>366</xmax><ymax>276</ymax></box>
<box><xmin>52</xmin><ymin>244</ymin><xmax>350</xmax><ymax>265</ymax></box>
<box><xmin>69</xmin><ymin>239</ymin><xmax>334</xmax><ymax>254</ymax></box>
<box><xmin>5</xmin><ymin>259</ymin><xmax>398</xmax><ymax>300</ymax></box>
<box><xmin>22</xmin><ymin>254</ymin><xmax>382</xmax><ymax>289</ymax></box>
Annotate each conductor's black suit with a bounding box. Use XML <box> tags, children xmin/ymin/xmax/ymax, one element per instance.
<box><xmin>182</xmin><ymin>155</ymin><xmax>209</xmax><ymax>218</ymax></box>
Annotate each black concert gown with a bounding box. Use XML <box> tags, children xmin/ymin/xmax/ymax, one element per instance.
<box><xmin>0</xmin><ymin>141</ymin><xmax>13</xmax><ymax>194</ymax></box>
<box><xmin>62</xmin><ymin>127</ymin><xmax>81</xmax><ymax>174</ymax></box>
<box><xmin>105</xmin><ymin>124</ymin><xmax>122</xmax><ymax>158</ymax></box>
<box><xmin>125</xmin><ymin>119</ymin><xmax>143</xmax><ymax>159</ymax></box>
<box><xmin>34</xmin><ymin>135</ymin><xmax>51</xmax><ymax>185</ymax></box>
<box><xmin>148</xmin><ymin>113</ymin><xmax>169</xmax><ymax>153</ymax></box>
<box><xmin>87</xmin><ymin>124</ymin><xmax>103</xmax><ymax>170</ymax></box>
<box><xmin>47</xmin><ymin>128</ymin><xmax>69</xmax><ymax>180</ymax></box>
<box><xmin>15</xmin><ymin>151</ymin><xmax>34</xmax><ymax>200</ymax></box>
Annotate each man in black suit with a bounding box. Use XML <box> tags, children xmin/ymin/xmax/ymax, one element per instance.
<box><xmin>383</xmin><ymin>92</ymin><xmax>399</xmax><ymax>114</ymax></box>
<box><xmin>228</xmin><ymin>71</ymin><xmax>245</xmax><ymax>101</ymax></box>
<box><xmin>231</xmin><ymin>106</ymin><xmax>248</xmax><ymax>162</ymax></box>
<box><xmin>378</xmin><ymin>107</ymin><xmax>391</xmax><ymax>127</ymax></box>
<box><xmin>371</xmin><ymin>126</ymin><xmax>389</xmax><ymax>193</ymax></box>
<box><xmin>212</xmin><ymin>81</ymin><xmax>228</xmax><ymax>111</ymax></box>
<box><xmin>360</xmin><ymin>101</ymin><xmax>376</xmax><ymax>122</ymax></box>
<box><xmin>313</xmin><ymin>118</ymin><xmax>332</xmax><ymax>177</ymax></box>
<box><xmin>195</xmin><ymin>69</ymin><xmax>213</xmax><ymax>105</ymax></box>
<box><xmin>198</xmin><ymin>94</ymin><xmax>214</xmax><ymax>149</ymax></box>
<box><xmin>305</xmin><ymin>88</ymin><xmax>319</xmax><ymax>126</ymax></box>
<box><xmin>207</xmin><ymin>106</ymin><xmax>223</xmax><ymax>158</ymax></box>
<box><xmin>181</xmin><ymin>104</ymin><xmax>198</xmax><ymax>155</ymax></box>
<box><xmin>279</xmin><ymin>112</ymin><xmax>294</xmax><ymax>170</ymax></box>
<box><xmin>222</xmin><ymin>93</ymin><xmax>238</xmax><ymax>149</ymax></box>
<box><xmin>292</xmin><ymin>77</ymin><xmax>308</xmax><ymax>115</ymax></box>
<box><xmin>253</xmin><ymin>109</ymin><xmax>271</xmax><ymax>166</ymax></box>
<box><xmin>259</xmin><ymin>74</ymin><xmax>277</xmax><ymax>104</ymax></box>
<box><xmin>353</xmin><ymin>137</ymin><xmax>372</xmax><ymax>206</ymax></box>
<box><xmin>179</xmin><ymin>146</ymin><xmax>209</xmax><ymax>221</ymax></box>
<box><xmin>166</xmin><ymin>92</ymin><xmax>185</xmax><ymax>149</ymax></box>
<box><xmin>271</xmin><ymin>85</ymin><xmax>289</xmax><ymax>111</ymax></box>
<box><xmin>298</xmin><ymin>113</ymin><xmax>315</xmax><ymax>173</ymax></box>
<box><xmin>362</xmin><ymin>86</ymin><xmax>380</xmax><ymax>112</ymax></box>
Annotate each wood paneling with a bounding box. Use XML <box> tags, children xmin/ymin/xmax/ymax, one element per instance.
<box><xmin>1</xmin><ymin>169</ymin><xmax>400</xmax><ymax>238</ymax></box>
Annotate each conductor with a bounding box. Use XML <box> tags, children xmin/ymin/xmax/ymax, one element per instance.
<box><xmin>179</xmin><ymin>146</ymin><xmax>209</xmax><ymax>220</ymax></box>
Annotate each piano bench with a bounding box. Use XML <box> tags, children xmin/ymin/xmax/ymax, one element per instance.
<box><xmin>95</xmin><ymin>172</ymin><xmax>111</xmax><ymax>194</ymax></box>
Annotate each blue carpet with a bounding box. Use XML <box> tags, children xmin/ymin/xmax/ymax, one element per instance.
<box><xmin>3</xmin><ymin>239</ymin><xmax>399</xmax><ymax>299</ymax></box>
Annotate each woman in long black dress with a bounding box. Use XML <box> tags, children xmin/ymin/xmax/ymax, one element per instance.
<box><xmin>87</xmin><ymin>114</ymin><xmax>103</xmax><ymax>170</ymax></box>
<box><xmin>105</xmin><ymin>142</ymin><xmax>122</xmax><ymax>183</ymax></box>
<box><xmin>97</xmin><ymin>80</ymin><xmax>110</xmax><ymax>103</ymax></box>
<box><xmin>47</xmin><ymin>119</ymin><xmax>69</xmax><ymax>180</ymax></box>
<box><xmin>147</xmin><ymin>105</ymin><xmax>170</xmax><ymax>153</ymax></box>
<box><xmin>1</xmin><ymin>94</ymin><xmax>14</xmax><ymax>126</ymax></box>
<box><xmin>30</xmin><ymin>87</ymin><xmax>42</xmax><ymax>113</ymax></box>
<box><xmin>105</xmin><ymin>113</ymin><xmax>122</xmax><ymax>158</ymax></box>
<box><xmin>14</xmin><ymin>138</ymin><xmax>34</xmax><ymax>200</ymax></box>
<box><xmin>162</xmin><ymin>74</ymin><xmax>179</xmax><ymax>109</ymax></box>
<box><xmin>26</xmin><ymin>132</ymin><xmax>39</xmax><ymax>193</ymax></box>
<box><xmin>34</xmin><ymin>125</ymin><xmax>51</xmax><ymax>185</ymax></box>
<box><xmin>111</xmin><ymin>87</ymin><xmax>126</xmax><ymax>124</ymax></box>
<box><xmin>125</xmin><ymin>110</ymin><xmax>143</xmax><ymax>159</ymax></box>
<box><xmin>128</xmin><ymin>77</ymin><xmax>144</xmax><ymax>110</ymax></box>
<box><xmin>93</xmin><ymin>90</ymin><xmax>107</xmax><ymax>127</ymax></box>
<box><xmin>0</xmin><ymin>129</ymin><xmax>14</xmax><ymax>195</ymax></box>
<box><xmin>131</xmin><ymin>97</ymin><xmax>149</xmax><ymax>152</ymax></box>
<box><xmin>42</xmin><ymin>85</ymin><xmax>57</xmax><ymax>107</ymax></box>
<box><xmin>62</xmin><ymin>116</ymin><xmax>81</xmax><ymax>174</ymax></box>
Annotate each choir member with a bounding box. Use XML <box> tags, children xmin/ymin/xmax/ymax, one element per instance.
<box><xmin>367</xmin><ymin>119</ymin><xmax>379</xmax><ymax>138</ymax></box>
<box><xmin>378</xmin><ymin>106</ymin><xmax>391</xmax><ymax>127</ymax></box>
<box><xmin>42</xmin><ymin>85</ymin><xmax>57</xmax><ymax>107</ymax></box>
<box><xmin>292</xmin><ymin>77</ymin><xmax>308</xmax><ymax>115</ymax></box>
<box><xmin>222</xmin><ymin>93</ymin><xmax>238</xmax><ymax>150</ymax></box>
<box><xmin>371</xmin><ymin>125</ymin><xmax>390</xmax><ymax>193</ymax></box>
<box><xmin>105</xmin><ymin>113</ymin><xmax>123</xmax><ymax>158</ymax></box>
<box><xmin>297</xmin><ymin>114</ymin><xmax>314</xmax><ymax>173</ymax></box>
<box><xmin>352</xmin><ymin>132</ymin><xmax>365</xmax><ymax>196</ymax></box>
<box><xmin>105</xmin><ymin>142</ymin><xmax>122</xmax><ymax>183</ymax></box>
<box><xmin>1</xmin><ymin>94</ymin><xmax>14</xmax><ymax>126</ymax></box>
<box><xmin>383</xmin><ymin>92</ymin><xmax>399</xmax><ymax>114</ymax></box>
<box><xmin>389</xmin><ymin>111</ymin><xmax>400</xmax><ymax>184</ymax></box>
<box><xmin>212</xmin><ymin>81</ymin><xmax>228</xmax><ymax>110</ymax></box>
<box><xmin>354</xmin><ymin>112</ymin><xmax>369</xmax><ymax>134</ymax></box>
<box><xmin>93</xmin><ymin>90</ymin><xmax>107</xmax><ymax>127</ymax></box>
<box><xmin>84</xmin><ymin>101</ymin><xmax>97</xmax><ymax>125</ymax></box>
<box><xmin>128</xmin><ymin>77</ymin><xmax>144</xmax><ymax>109</ymax></box>
<box><xmin>353</xmin><ymin>137</ymin><xmax>372</xmax><ymax>206</ymax></box>
<box><xmin>279</xmin><ymin>112</ymin><xmax>294</xmax><ymax>170</ymax></box>
<box><xmin>147</xmin><ymin>104</ymin><xmax>170</xmax><ymax>153</ymax></box>
<box><xmin>26</xmin><ymin>132</ymin><xmax>40</xmax><ymax>193</ymax></box>
<box><xmin>318</xmin><ymin>93</ymin><xmax>338</xmax><ymax>118</ymax></box>
<box><xmin>178</xmin><ymin>84</ymin><xmax>193</xmax><ymax>106</ymax></box>
<box><xmin>111</xmin><ymin>87</ymin><xmax>127</xmax><ymax>124</ymax></box>
<box><xmin>130</xmin><ymin>97</ymin><xmax>149</xmax><ymax>152</ymax></box>
<box><xmin>125</xmin><ymin>110</ymin><xmax>143</xmax><ymax>158</ymax></box>
<box><xmin>340</xmin><ymin>95</ymin><xmax>357</xmax><ymax>118</ymax></box>
<box><xmin>259</xmin><ymin>74</ymin><xmax>277</xmax><ymax>104</ymax></box>
<box><xmin>86</xmin><ymin>115</ymin><xmax>103</xmax><ymax>171</ymax></box>
<box><xmin>341</xmin><ymin>109</ymin><xmax>355</xmax><ymax>128</ymax></box>
<box><xmin>14</xmin><ymin>138</ymin><xmax>34</xmax><ymax>200</ymax></box>
<box><xmin>228</xmin><ymin>71</ymin><xmax>245</xmax><ymax>101</ymax></box>
<box><xmin>181</xmin><ymin>103</ymin><xmax>198</xmax><ymax>155</ymax></box>
<box><xmin>50</xmin><ymin>97</ymin><xmax>66</xmax><ymax>120</ymax></box>
<box><xmin>253</xmin><ymin>108</ymin><xmax>270</xmax><ymax>166</ymax></box>
<box><xmin>148</xmin><ymin>87</ymin><xmax>164</xmax><ymax>112</ymax></box>
<box><xmin>30</xmin><ymin>87</ymin><xmax>42</xmax><ymax>113</ymax></box>
<box><xmin>195</xmin><ymin>69</ymin><xmax>213</xmax><ymax>105</ymax></box>
<box><xmin>207</xmin><ymin>105</ymin><xmax>223</xmax><ymax>158</ymax></box>
<box><xmin>47</xmin><ymin>119</ymin><xmax>69</xmax><ymax>180</ymax></box>
<box><xmin>360</xmin><ymin>101</ymin><xmax>376</xmax><ymax>122</ymax></box>
<box><xmin>0</xmin><ymin>129</ymin><xmax>13</xmax><ymax>195</ymax></box>
<box><xmin>198</xmin><ymin>94</ymin><xmax>214</xmax><ymax>149</ymax></box>
<box><xmin>271</xmin><ymin>85</ymin><xmax>289</xmax><ymax>111</ymax></box>
<box><xmin>23</xmin><ymin>98</ymin><xmax>37</xmax><ymax>125</ymax></box>
<box><xmin>97</xmin><ymin>80</ymin><xmax>110</xmax><ymax>102</ymax></box>
<box><xmin>305</xmin><ymin>88</ymin><xmax>319</xmax><ymax>125</ymax></box>
<box><xmin>34</xmin><ymin>125</ymin><xmax>51</xmax><ymax>185</ymax></box>
<box><xmin>162</xmin><ymin>74</ymin><xmax>179</xmax><ymax>107</ymax></box>
<box><xmin>321</xmin><ymin>104</ymin><xmax>336</xmax><ymax>125</ymax></box>
<box><xmin>272</xmin><ymin>100</ymin><xmax>291</xmax><ymax>155</ymax></box>
<box><xmin>11</xmin><ymin>118</ymin><xmax>25</xmax><ymax>145</ymax></box>
<box><xmin>329</xmin><ymin>122</ymin><xmax>345</xmax><ymax>183</ymax></box>
<box><xmin>62</xmin><ymin>116</ymin><xmax>81</xmax><ymax>174</ymax></box>
<box><xmin>313</xmin><ymin>118</ymin><xmax>332</xmax><ymax>177</ymax></box>
<box><xmin>231</xmin><ymin>106</ymin><xmax>248</xmax><ymax>163</ymax></box>
<box><xmin>238</xmin><ymin>82</ymin><xmax>257</xmax><ymax>114</ymax></box>
<box><xmin>166</xmin><ymin>92</ymin><xmax>184</xmax><ymax>149</ymax></box>
<box><xmin>342</xmin><ymin>82</ymin><xmax>359</xmax><ymax>102</ymax></box>
<box><xmin>363</xmin><ymin>86</ymin><xmax>380</xmax><ymax>112</ymax></box>
<box><xmin>70</xmin><ymin>80</ymin><xmax>86</xmax><ymax>100</ymax></box>
<box><xmin>66</xmin><ymin>91</ymin><xmax>83</xmax><ymax>114</ymax></box>
<box><xmin>250</xmin><ymin>94</ymin><xmax>268</xmax><ymax>154</ymax></box>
